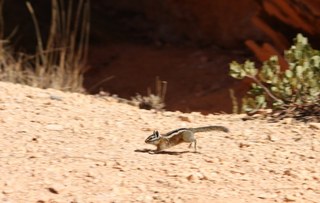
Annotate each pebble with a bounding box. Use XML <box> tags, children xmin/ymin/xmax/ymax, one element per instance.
<box><xmin>266</xmin><ymin>134</ymin><xmax>280</xmax><ymax>142</ymax></box>
<box><xmin>2</xmin><ymin>188</ymin><xmax>13</xmax><ymax>194</ymax></box>
<box><xmin>178</xmin><ymin>115</ymin><xmax>191</xmax><ymax>122</ymax></box>
<box><xmin>283</xmin><ymin>194</ymin><xmax>296</xmax><ymax>202</ymax></box>
<box><xmin>45</xmin><ymin>124</ymin><xmax>64</xmax><ymax>131</ymax></box>
<box><xmin>187</xmin><ymin>172</ymin><xmax>207</xmax><ymax>181</ymax></box>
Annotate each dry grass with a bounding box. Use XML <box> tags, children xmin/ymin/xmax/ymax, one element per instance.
<box><xmin>0</xmin><ymin>42</ymin><xmax>33</xmax><ymax>84</ymax></box>
<box><xmin>131</xmin><ymin>76</ymin><xmax>167</xmax><ymax>110</ymax></box>
<box><xmin>0</xmin><ymin>0</ymin><xmax>90</xmax><ymax>92</ymax></box>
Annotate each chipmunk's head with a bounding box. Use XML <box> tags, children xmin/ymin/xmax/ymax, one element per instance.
<box><xmin>145</xmin><ymin>130</ymin><xmax>161</xmax><ymax>145</ymax></box>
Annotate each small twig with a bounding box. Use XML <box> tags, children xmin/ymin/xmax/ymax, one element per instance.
<box><xmin>88</xmin><ymin>75</ymin><xmax>114</xmax><ymax>92</ymax></box>
<box><xmin>249</xmin><ymin>75</ymin><xmax>282</xmax><ymax>102</ymax></box>
<box><xmin>161</xmin><ymin>81</ymin><xmax>167</xmax><ymax>102</ymax></box>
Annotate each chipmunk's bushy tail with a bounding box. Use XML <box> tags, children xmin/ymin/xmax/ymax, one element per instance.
<box><xmin>190</xmin><ymin>125</ymin><xmax>229</xmax><ymax>133</ymax></box>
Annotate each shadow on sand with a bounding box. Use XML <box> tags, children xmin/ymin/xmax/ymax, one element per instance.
<box><xmin>134</xmin><ymin>148</ymin><xmax>200</xmax><ymax>155</ymax></box>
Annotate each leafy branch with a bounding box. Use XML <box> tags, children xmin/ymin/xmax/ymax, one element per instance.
<box><xmin>229</xmin><ymin>33</ymin><xmax>320</xmax><ymax>121</ymax></box>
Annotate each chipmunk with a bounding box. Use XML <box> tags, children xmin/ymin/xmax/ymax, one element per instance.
<box><xmin>145</xmin><ymin>125</ymin><xmax>229</xmax><ymax>152</ymax></box>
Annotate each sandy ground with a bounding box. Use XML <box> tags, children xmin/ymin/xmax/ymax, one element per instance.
<box><xmin>0</xmin><ymin>81</ymin><xmax>319</xmax><ymax>203</ymax></box>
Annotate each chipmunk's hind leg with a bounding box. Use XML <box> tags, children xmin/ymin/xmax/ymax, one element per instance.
<box><xmin>182</xmin><ymin>131</ymin><xmax>197</xmax><ymax>152</ymax></box>
<box><xmin>188</xmin><ymin>140</ymin><xmax>197</xmax><ymax>151</ymax></box>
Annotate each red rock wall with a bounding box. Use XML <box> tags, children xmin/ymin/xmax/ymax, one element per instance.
<box><xmin>146</xmin><ymin>0</ymin><xmax>263</xmax><ymax>47</ymax></box>
<box><xmin>4</xmin><ymin>0</ymin><xmax>263</xmax><ymax>49</ymax></box>
<box><xmin>95</xmin><ymin>0</ymin><xmax>264</xmax><ymax>48</ymax></box>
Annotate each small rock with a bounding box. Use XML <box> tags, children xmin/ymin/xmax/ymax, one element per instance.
<box><xmin>47</xmin><ymin>187</ymin><xmax>59</xmax><ymax>194</ymax></box>
<box><xmin>284</xmin><ymin>194</ymin><xmax>296</xmax><ymax>202</ymax></box>
<box><xmin>204</xmin><ymin>159</ymin><xmax>214</xmax><ymax>163</ymax></box>
<box><xmin>309</xmin><ymin>122</ymin><xmax>320</xmax><ymax>130</ymax></box>
<box><xmin>178</xmin><ymin>115</ymin><xmax>191</xmax><ymax>122</ymax></box>
<box><xmin>239</xmin><ymin>142</ymin><xmax>250</xmax><ymax>148</ymax></box>
<box><xmin>45</xmin><ymin>124</ymin><xmax>64</xmax><ymax>131</ymax></box>
<box><xmin>266</xmin><ymin>134</ymin><xmax>279</xmax><ymax>142</ymax></box>
<box><xmin>293</xmin><ymin>136</ymin><xmax>302</xmax><ymax>142</ymax></box>
<box><xmin>257</xmin><ymin>192</ymin><xmax>278</xmax><ymax>199</ymax></box>
<box><xmin>17</xmin><ymin>130</ymin><xmax>27</xmax><ymax>133</ymax></box>
<box><xmin>50</xmin><ymin>95</ymin><xmax>63</xmax><ymax>101</ymax></box>
<box><xmin>113</xmin><ymin>162</ymin><xmax>125</xmax><ymax>171</ymax></box>
<box><xmin>283</xmin><ymin>169</ymin><xmax>292</xmax><ymax>176</ymax></box>
<box><xmin>187</xmin><ymin>172</ymin><xmax>207</xmax><ymax>181</ymax></box>
<box><xmin>2</xmin><ymin>188</ymin><xmax>14</xmax><ymax>194</ymax></box>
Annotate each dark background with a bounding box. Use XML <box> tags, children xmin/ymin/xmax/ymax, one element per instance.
<box><xmin>2</xmin><ymin>0</ymin><xmax>318</xmax><ymax>113</ymax></box>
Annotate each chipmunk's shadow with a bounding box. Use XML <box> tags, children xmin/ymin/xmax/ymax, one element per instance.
<box><xmin>134</xmin><ymin>149</ymin><xmax>198</xmax><ymax>155</ymax></box>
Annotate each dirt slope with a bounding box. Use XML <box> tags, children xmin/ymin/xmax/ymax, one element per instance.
<box><xmin>0</xmin><ymin>81</ymin><xmax>319</xmax><ymax>203</ymax></box>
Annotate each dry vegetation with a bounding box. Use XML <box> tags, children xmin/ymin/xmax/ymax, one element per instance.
<box><xmin>230</xmin><ymin>34</ymin><xmax>320</xmax><ymax>122</ymax></box>
<box><xmin>0</xmin><ymin>0</ymin><xmax>90</xmax><ymax>92</ymax></box>
<box><xmin>131</xmin><ymin>77</ymin><xmax>168</xmax><ymax>110</ymax></box>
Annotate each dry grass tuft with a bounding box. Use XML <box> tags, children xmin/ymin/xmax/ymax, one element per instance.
<box><xmin>131</xmin><ymin>77</ymin><xmax>167</xmax><ymax>110</ymax></box>
<box><xmin>0</xmin><ymin>0</ymin><xmax>90</xmax><ymax>92</ymax></box>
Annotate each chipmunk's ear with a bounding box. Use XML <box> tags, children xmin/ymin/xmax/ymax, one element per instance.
<box><xmin>154</xmin><ymin>130</ymin><xmax>160</xmax><ymax>137</ymax></box>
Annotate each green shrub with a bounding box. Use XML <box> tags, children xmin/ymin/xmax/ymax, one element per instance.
<box><xmin>230</xmin><ymin>34</ymin><xmax>320</xmax><ymax>115</ymax></box>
